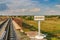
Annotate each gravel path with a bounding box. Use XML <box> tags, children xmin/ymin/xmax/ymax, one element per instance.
<box><xmin>0</xmin><ymin>20</ymin><xmax>9</xmax><ymax>38</ymax></box>
<box><xmin>12</xmin><ymin>20</ymin><xmax>24</xmax><ymax>40</ymax></box>
<box><xmin>12</xmin><ymin>20</ymin><xmax>24</xmax><ymax>32</ymax></box>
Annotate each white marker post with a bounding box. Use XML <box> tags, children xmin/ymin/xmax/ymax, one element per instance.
<box><xmin>34</xmin><ymin>16</ymin><xmax>45</xmax><ymax>39</ymax></box>
<box><xmin>38</xmin><ymin>21</ymin><xmax>40</xmax><ymax>36</ymax></box>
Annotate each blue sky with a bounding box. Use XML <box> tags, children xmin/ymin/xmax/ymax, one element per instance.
<box><xmin>0</xmin><ymin>0</ymin><xmax>60</xmax><ymax>15</ymax></box>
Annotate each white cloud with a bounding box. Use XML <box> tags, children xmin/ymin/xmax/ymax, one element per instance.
<box><xmin>14</xmin><ymin>9</ymin><xmax>27</xmax><ymax>13</ymax></box>
<box><xmin>45</xmin><ymin>8</ymin><xmax>56</xmax><ymax>13</ymax></box>
<box><xmin>46</xmin><ymin>9</ymin><xmax>57</xmax><ymax>13</ymax></box>
<box><xmin>0</xmin><ymin>0</ymin><xmax>41</xmax><ymax>15</ymax></box>
<box><xmin>6</xmin><ymin>0</ymin><xmax>38</xmax><ymax>9</ymax></box>
<box><xmin>6</xmin><ymin>8</ymin><xmax>40</xmax><ymax>13</ymax></box>
<box><xmin>0</xmin><ymin>0</ymin><xmax>60</xmax><ymax>15</ymax></box>
<box><xmin>0</xmin><ymin>8</ymin><xmax>41</xmax><ymax>15</ymax></box>
<box><xmin>15</xmin><ymin>8</ymin><xmax>41</xmax><ymax>13</ymax></box>
<box><xmin>44</xmin><ymin>8</ymin><xmax>60</xmax><ymax>15</ymax></box>
<box><xmin>29</xmin><ymin>8</ymin><xmax>40</xmax><ymax>12</ymax></box>
<box><xmin>56</xmin><ymin>5</ymin><xmax>60</xmax><ymax>8</ymax></box>
<box><xmin>48</xmin><ymin>10</ymin><xmax>56</xmax><ymax>13</ymax></box>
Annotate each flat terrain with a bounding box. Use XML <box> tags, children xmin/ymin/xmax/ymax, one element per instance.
<box><xmin>20</xmin><ymin>17</ymin><xmax>60</xmax><ymax>40</ymax></box>
<box><xmin>0</xmin><ymin>16</ymin><xmax>60</xmax><ymax>40</ymax></box>
<box><xmin>23</xmin><ymin>17</ymin><xmax>60</xmax><ymax>36</ymax></box>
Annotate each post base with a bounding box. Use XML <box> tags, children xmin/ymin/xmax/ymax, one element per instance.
<box><xmin>35</xmin><ymin>35</ymin><xmax>45</xmax><ymax>39</ymax></box>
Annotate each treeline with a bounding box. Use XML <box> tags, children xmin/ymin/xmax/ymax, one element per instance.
<box><xmin>19</xmin><ymin>16</ymin><xmax>34</xmax><ymax>20</ymax></box>
<box><xmin>7</xmin><ymin>15</ymin><xmax>60</xmax><ymax>20</ymax></box>
<box><xmin>45</xmin><ymin>15</ymin><xmax>60</xmax><ymax>18</ymax></box>
<box><xmin>18</xmin><ymin>15</ymin><xmax>60</xmax><ymax>20</ymax></box>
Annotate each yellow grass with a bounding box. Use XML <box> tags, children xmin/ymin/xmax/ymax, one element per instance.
<box><xmin>24</xmin><ymin>18</ymin><xmax>60</xmax><ymax>36</ymax></box>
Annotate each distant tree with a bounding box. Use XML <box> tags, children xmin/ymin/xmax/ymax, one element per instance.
<box><xmin>25</xmin><ymin>16</ymin><xmax>34</xmax><ymax>20</ymax></box>
<box><xmin>58</xmin><ymin>16</ymin><xmax>60</xmax><ymax>19</ymax></box>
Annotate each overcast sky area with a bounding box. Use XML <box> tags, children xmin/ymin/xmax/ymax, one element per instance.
<box><xmin>0</xmin><ymin>0</ymin><xmax>60</xmax><ymax>16</ymax></box>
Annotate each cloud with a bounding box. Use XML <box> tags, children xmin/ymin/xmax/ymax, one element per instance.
<box><xmin>0</xmin><ymin>0</ymin><xmax>41</xmax><ymax>15</ymax></box>
<box><xmin>4</xmin><ymin>8</ymin><xmax>40</xmax><ymax>12</ymax></box>
<box><xmin>6</xmin><ymin>0</ymin><xmax>38</xmax><ymax>9</ymax></box>
<box><xmin>0</xmin><ymin>0</ymin><xmax>38</xmax><ymax>9</ymax></box>
<box><xmin>12</xmin><ymin>9</ymin><xmax>27</xmax><ymax>13</ymax></box>
<box><xmin>56</xmin><ymin>5</ymin><xmax>60</xmax><ymax>8</ymax></box>
<box><xmin>45</xmin><ymin>8</ymin><xmax>56</xmax><ymax>13</ymax></box>
<box><xmin>14</xmin><ymin>8</ymin><xmax>40</xmax><ymax>13</ymax></box>
<box><xmin>48</xmin><ymin>10</ymin><xmax>56</xmax><ymax>13</ymax></box>
<box><xmin>29</xmin><ymin>8</ymin><xmax>40</xmax><ymax>12</ymax></box>
<box><xmin>0</xmin><ymin>8</ymin><xmax>41</xmax><ymax>15</ymax></box>
<box><xmin>0</xmin><ymin>0</ymin><xmax>60</xmax><ymax>15</ymax></box>
<box><xmin>44</xmin><ymin>8</ymin><xmax>60</xmax><ymax>15</ymax></box>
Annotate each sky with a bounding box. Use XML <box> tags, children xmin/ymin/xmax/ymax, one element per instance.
<box><xmin>0</xmin><ymin>0</ymin><xmax>60</xmax><ymax>15</ymax></box>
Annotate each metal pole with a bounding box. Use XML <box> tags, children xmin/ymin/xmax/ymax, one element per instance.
<box><xmin>38</xmin><ymin>21</ymin><xmax>40</xmax><ymax>36</ymax></box>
